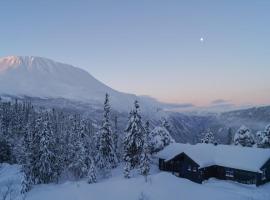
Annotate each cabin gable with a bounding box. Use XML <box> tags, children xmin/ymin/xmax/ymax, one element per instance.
<box><xmin>159</xmin><ymin>153</ymin><xmax>202</xmax><ymax>183</ymax></box>
<box><xmin>258</xmin><ymin>158</ymin><xmax>270</xmax><ymax>185</ymax></box>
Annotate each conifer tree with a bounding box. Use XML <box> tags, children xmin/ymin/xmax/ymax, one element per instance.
<box><xmin>123</xmin><ymin>100</ymin><xmax>145</xmax><ymax>172</ymax></box>
<box><xmin>234</xmin><ymin>125</ymin><xmax>255</xmax><ymax>147</ymax></box>
<box><xmin>139</xmin><ymin>121</ymin><xmax>151</xmax><ymax>182</ymax></box>
<box><xmin>36</xmin><ymin>112</ymin><xmax>57</xmax><ymax>183</ymax></box>
<box><xmin>87</xmin><ymin>158</ymin><xmax>97</xmax><ymax>184</ymax></box>
<box><xmin>201</xmin><ymin>130</ymin><xmax>216</xmax><ymax>144</ymax></box>
<box><xmin>113</xmin><ymin>116</ymin><xmax>120</xmax><ymax>160</ymax></box>
<box><xmin>123</xmin><ymin>161</ymin><xmax>131</xmax><ymax>179</ymax></box>
<box><xmin>257</xmin><ymin>124</ymin><xmax>270</xmax><ymax>148</ymax></box>
<box><xmin>162</xmin><ymin>118</ymin><xmax>172</xmax><ymax>135</ymax></box>
<box><xmin>227</xmin><ymin>128</ymin><xmax>233</xmax><ymax>145</ymax></box>
<box><xmin>96</xmin><ymin>94</ymin><xmax>118</xmax><ymax>177</ymax></box>
<box><xmin>21</xmin><ymin>169</ymin><xmax>31</xmax><ymax>194</ymax></box>
<box><xmin>149</xmin><ymin>126</ymin><xmax>174</xmax><ymax>154</ymax></box>
<box><xmin>68</xmin><ymin>115</ymin><xmax>87</xmax><ymax>179</ymax></box>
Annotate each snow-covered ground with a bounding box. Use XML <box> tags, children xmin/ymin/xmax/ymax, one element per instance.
<box><xmin>1</xmin><ymin>163</ymin><xmax>270</xmax><ymax>200</ymax></box>
<box><xmin>0</xmin><ymin>164</ymin><xmax>23</xmax><ymax>200</ymax></box>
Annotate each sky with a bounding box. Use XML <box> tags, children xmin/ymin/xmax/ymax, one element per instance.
<box><xmin>0</xmin><ymin>0</ymin><xmax>270</xmax><ymax>106</ymax></box>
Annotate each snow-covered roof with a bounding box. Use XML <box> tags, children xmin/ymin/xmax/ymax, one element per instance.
<box><xmin>156</xmin><ymin>143</ymin><xmax>270</xmax><ymax>173</ymax></box>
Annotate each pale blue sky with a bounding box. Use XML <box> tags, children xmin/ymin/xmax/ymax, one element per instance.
<box><xmin>1</xmin><ymin>0</ymin><xmax>270</xmax><ymax>106</ymax></box>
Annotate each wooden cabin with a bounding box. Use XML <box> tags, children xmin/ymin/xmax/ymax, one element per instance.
<box><xmin>157</xmin><ymin>143</ymin><xmax>270</xmax><ymax>186</ymax></box>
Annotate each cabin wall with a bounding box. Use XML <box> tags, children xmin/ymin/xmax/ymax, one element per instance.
<box><xmin>257</xmin><ymin>159</ymin><xmax>270</xmax><ymax>186</ymax></box>
<box><xmin>204</xmin><ymin>166</ymin><xmax>258</xmax><ymax>185</ymax></box>
<box><xmin>180</xmin><ymin>155</ymin><xmax>201</xmax><ymax>183</ymax></box>
<box><xmin>159</xmin><ymin>153</ymin><xmax>202</xmax><ymax>183</ymax></box>
<box><xmin>201</xmin><ymin>166</ymin><xmax>218</xmax><ymax>180</ymax></box>
<box><xmin>159</xmin><ymin>157</ymin><xmax>270</xmax><ymax>186</ymax></box>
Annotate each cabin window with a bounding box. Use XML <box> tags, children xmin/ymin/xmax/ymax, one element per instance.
<box><xmin>188</xmin><ymin>165</ymin><xmax>191</xmax><ymax>171</ymax></box>
<box><xmin>192</xmin><ymin>167</ymin><xmax>197</xmax><ymax>172</ymax></box>
<box><xmin>262</xmin><ymin>169</ymin><xmax>266</xmax><ymax>180</ymax></box>
<box><xmin>225</xmin><ymin>169</ymin><xmax>234</xmax><ymax>178</ymax></box>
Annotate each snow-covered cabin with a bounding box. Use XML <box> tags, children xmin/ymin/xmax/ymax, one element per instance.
<box><xmin>157</xmin><ymin>143</ymin><xmax>270</xmax><ymax>186</ymax></box>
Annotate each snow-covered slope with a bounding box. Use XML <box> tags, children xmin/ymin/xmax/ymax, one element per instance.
<box><xmin>0</xmin><ymin>56</ymin><xmax>162</xmax><ymax>111</ymax></box>
<box><xmin>1</xmin><ymin>163</ymin><xmax>269</xmax><ymax>200</ymax></box>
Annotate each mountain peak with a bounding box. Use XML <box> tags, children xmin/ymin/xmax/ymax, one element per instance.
<box><xmin>0</xmin><ymin>55</ymin><xmax>68</xmax><ymax>70</ymax></box>
<box><xmin>0</xmin><ymin>56</ymin><xmax>56</xmax><ymax>73</ymax></box>
<box><xmin>0</xmin><ymin>55</ymin><xmax>161</xmax><ymax>111</ymax></box>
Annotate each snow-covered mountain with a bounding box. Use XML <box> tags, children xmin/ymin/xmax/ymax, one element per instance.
<box><xmin>0</xmin><ymin>56</ymin><xmax>164</xmax><ymax>112</ymax></box>
<box><xmin>1</xmin><ymin>56</ymin><xmax>269</xmax><ymax>144</ymax></box>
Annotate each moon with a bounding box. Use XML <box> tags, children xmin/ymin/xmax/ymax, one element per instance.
<box><xmin>200</xmin><ymin>37</ymin><xmax>204</xmax><ymax>42</ymax></box>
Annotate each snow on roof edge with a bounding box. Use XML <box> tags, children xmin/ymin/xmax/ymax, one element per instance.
<box><xmin>156</xmin><ymin>143</ymin><xmax>270</xmax><ymax>173</ymax></box>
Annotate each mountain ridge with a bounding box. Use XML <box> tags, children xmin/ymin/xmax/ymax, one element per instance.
<box><xmin>0</xmin><ymin>55</ymin><xmax>166</xmax><ymax>112</ymax></box>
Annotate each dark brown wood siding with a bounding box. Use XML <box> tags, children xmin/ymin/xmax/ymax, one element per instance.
<box><xmin>159</xmin><ymin>156</ymin><xmax>270</xmax><ymax>186</ymax></box>
<box><xmin>159</xmin><ymin>153</ymin><xmax>202</xmax><ymax>183</ymax></box>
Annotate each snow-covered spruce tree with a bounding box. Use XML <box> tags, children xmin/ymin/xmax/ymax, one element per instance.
<box><xmin>162</xmin><ymin>118</ymin><xmax>172</xmax><ymax>135</ymax></box>
<box><xmin>87</xmin><ymin>158</ymin><xmax>97</xmax><ymax>184</ymax></box>
<box><xmin>233</xmin><ymin>125</ymin><xmax>255</xmax><ymax>147</ymax></box>
<box><xmin>139</xmin><ymin>121</ymin><xmax>151</xmax><ymax>182</ymax></box>
<box><xmin>22</xmin><ymin>111</ymin><xmax>56</xmax><ymax>184</ymax></box>
<box><xmin>21</xmin><ymin>123</ymin><xmax>34</xmax><ymax>189</ymax></box>
<box><xmin>123</xmin><ymin>100</ymin><xmax>145</xmax><ymax>172</ymax></box>
<box><xmin>123</xmin><ymin>160</ymin><xmax>131</xmax><ymax>179</ymax></box>
<box><xmin>96</xmin><ymin>94</ymin><xmax>118</xmax><ymax>177</ymax></box>
<box><xmin>35</xmin><ymin>112</ymin><xmax>57</xmax><ymax>184</ymax></box>
<box><xmin>50</xmin><ymin>110</ymin><xmax>66</xmax><ymax>182</ymax></box>
<box><xmin>149</xmin><ymin>126</ymin><xmax>174</xmax><ymax>154</ymax></box>
<box><xmin>21</xmin><ymin>169</ymin><xmax>31</xmax><ymax>194</ymax></box>
<box><xmin>227</xmin><ymin>128</ymin><xmax>234</xmax><ymax>145</ymax></box>
<box><xmin>9</xmin><ymin>100</ymin><xmax>25</xmax><ymax>163</ymax></box>
<box><xmin>0</xmin><ymin>138</ymin><xmax>11</xmax><ymax>163</ymax></box>
<box><xmin>200</xmin><ymin>130</ymin><xmax>216</xmax><ymax>144</ymax></box>
<box><xmin>80</xmin><ymin>119</ymin><xmax>94</xmax><ymax>171</ymax></box>
<box><xmin>21</xmin><ymin>106</ymin><xmax>38</xmax><ymax>186</ymax></box>
<box><xmin>257</xmin><ymin>124</ymin><xmax>270</xmax><ymax>148</ymax></box>
<box><xmin>113</xmin><ymin>115</ymin><xmax>121</xmax><ymax>161</ymax></box>
<box><xmin>67</xmin><ymin>115</ymin><xmax>88</xmax><ymax>179</ymax></box>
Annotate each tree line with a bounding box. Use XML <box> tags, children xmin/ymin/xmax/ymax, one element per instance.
<box><xmin>200</xmin><ymin>124</ymin><xmax>270</xmax><ymax>148</ymax></box>
<box><xmin>0</xmin><ymin>95</ymin><xmax>174</xmax><ymax>193</ymax></box>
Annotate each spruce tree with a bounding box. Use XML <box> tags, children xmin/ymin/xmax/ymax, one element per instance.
<box><xmin>36</xmin><ymin>112</ymin><xmax>57</xmax><ymax>183</ymax></box>
<box><xmin>68</xmin><ymin>115</ymin><xmax>87</xmax><ymax>179</ymax></box>
<box><xmin>149</xmin><ymin>126</ymin><xmax>174</xmax><ymax>154</ymax></box>
<box><xmin>162</xmin><ymin>118</ymin><xmax>172</xmax><ymax>135</ymax></box>
<box><xmin>227</xmin><ymin>128</ymin><xmax>233</xmax><ymax>145</ymax></box>
<box><xmin>257</xmin><ymin>124</ymin><xmax>270</xmax><ymax>148</ymax></box>
<box><xmin>201</xmin><ymin>130</ymin><xmax>216</xmax><ymax>144</ymax></box>
<box><xmin>87</xmin><ymin>158</ymin><xmax>97</xmax><ymax>184</ymax></box>
<box><xmin>123</xmin><ymin>161</ymin><xmax>131</xmax><ymax>179</ymax></box>
<box><xmin>113</xmin><ymin>116</ymin><xmax>120</xmax><ymax>160</ymax></box>
<box><xmin>21</xmin><ymin>169</ymin><xmax>31</xmax><ymax>194</ymax></box>
<box><xmin>234</xmin><ymin>125</ymin><xmax>255</xmax><ymax>147</ymax></box>
<box><xmin>96</xmin><ymin>94</ymin><xmax>118</xmax><ymax>177</ymax></box>
<box><xmin>139</xmin><ymin>121</ymin><xmax>151</xmax><ymax>182</ymax></box>
<box><xmin>123</xmin><ymin>100</ymin><xmax>145</xmax><ymax>172</ymax></box>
